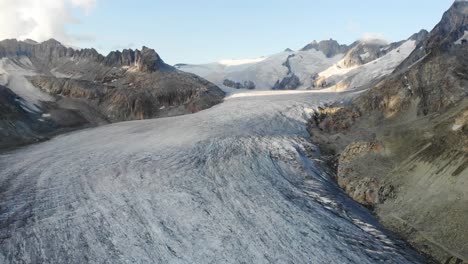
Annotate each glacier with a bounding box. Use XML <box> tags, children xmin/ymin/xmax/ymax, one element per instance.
<box><xmin>0</xmin><ymin>90</ymin><xmax>426</xmax><ymax>263</ymax></box>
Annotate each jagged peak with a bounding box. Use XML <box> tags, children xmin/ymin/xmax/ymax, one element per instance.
<box><xmin>103</xmin><ymin>46</ymin><xmax>166</xmax><ymax>72</ymax></box>
<box><xmin>408</xmin><ymin>29</ymin><xmax>429</xmax><ymax>42</ymax></box>
<box><xmin>300</xmin><ymin>38</ymin><xmax>349</xmax><ymax>57</ymax></box>
<box><xmin>0</xmin><ymin>38</ymin><xmax>168</xmax><ymax>73</ymax></box>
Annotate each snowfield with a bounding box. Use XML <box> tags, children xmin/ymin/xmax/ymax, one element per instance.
<box><xmin>319</xmin><ymin>40</ymin><xmax>417</xmax><ymax>91</ymax></box>
<box><xmin>177</xmin><ymin>50</ymin><xmax>342</xmax><ymax>91</ymax></box>
<box><xmin>0</xmin><ymin>90</ymin><xmax>425</xmax><ymax>263</ymax></box>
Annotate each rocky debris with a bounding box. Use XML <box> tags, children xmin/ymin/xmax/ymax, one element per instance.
<box><xmin>222</xmin><ymin>79</ymin><xmax>256</xmax><ymax>90</ymax></box>
<box><xmin>311</xmin><ymin>106</ymin><xmax>361</xmax><ymax>132</ymax></box>
<box><xmin>301</xmin><ymin>39</ymin><xmax>350</xmax><ymax>58</ymax></box>
<box><xmin>272</xmin><ymin>74</ymin><xmax>301</xmax><ymax>90</ymax></box>
<box><xmin>310</xmin><ymin>99</ymin><xmax>468</xmax><ymax>264</ymax></box>
<box><xmin>335</xmin><ymin>141</ymin><xmax>395</xmax><ymax>206</ymax></box>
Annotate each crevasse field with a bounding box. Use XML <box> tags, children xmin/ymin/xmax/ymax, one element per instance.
<box><xmin>0</xmin><ymin>90</ymin><xmax>425</xmax><ymax>263</ymax></box>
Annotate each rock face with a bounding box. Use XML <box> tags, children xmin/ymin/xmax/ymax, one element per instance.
<box><xmin>223</xmin><ymin>79</ymin><xmax>256</xmax><ymax>90</ymax></box>
<box><xmin>272</xmin><ymin>54</ymin><xmax>302</xmax><ymax>90</ymax></box>
<box><xmin>0</xmin><ymin>85</ymin><xmax>46</xmax><ymax>148</ymax></box>
<box><xmin>307</xmin><ymin>2</ymin><xmax>468</xmax><ymax>263</ymax></box>
<box><xmin>301</xmin><ymin>39</ymin><xmax>350</xmax><ymax>58</ymax></box>
<box><xmin>103</xmin><ymin>47</ymin><xmax>167</xmax><ymax>72</ymax></box>
<box><xmin>340</xmin><ymin>39</ymin><xmax>389</xmax><ymax>68</ymax></box>
<box><xmin>335</xmin><ymin>141</ymin><xmax>395</xmax><ymax>206</ymax></box>
<box><xmin>272</xmin><ymin>74</ymin><xmax>301</xmax><ymax>90</ymax></box>
<box><xmin>0</xmin><ymin>39</ymin><xmax>225</xmax><ymax>149</ymax></box>
<box><xmin>0</xmin><ymin>84</ymin><xmax>91</xmax><ymax>149</ymax></box>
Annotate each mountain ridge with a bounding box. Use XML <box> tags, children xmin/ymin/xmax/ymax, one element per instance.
<box><xmin>0</xmin><ymin>38</ymin><xmax>225</xmax><ymax>150</ymax></box>
<box><xmin>307</xmin><ymin>2</ymin><xmax>468</xmax><ymax>263</ymax></box>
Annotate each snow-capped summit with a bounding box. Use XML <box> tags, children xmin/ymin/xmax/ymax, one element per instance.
<box><xmin>176</xmin><ymin>34</ymin><xmax>427</xmax><ymax>92</ymax></box>
<box><xmin>176</xmin><ymin>46</ymin><xmax>343</xmax><ymax>91</ymax></box>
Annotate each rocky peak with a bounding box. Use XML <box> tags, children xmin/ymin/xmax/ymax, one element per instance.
<box><xmin>408</xmin><ymin>29</ymin><xmax>429</xmax><ymax>42</ymax></box>
<box><xmin>0</xmin><ymin>39</ymin><xmax>169</xmax><ymax>73</ymax></box>
<box><xmin>41</xmin><ymin>38</ymin><xmax>63</xmax><ymax>47</ymax></box>
<box><xmin>301</xmin><ymin>38</ymin><xmax>349</xmax><ymax>58</ymax></box>
<box><xmin>103</xmin><ymin>46</ymin><xmax>167</xmax><ymax>72</ymax></box>
<box><xmin>424</xmin><ymin>0</ymin><xmax>468</xmax><ymax>51</ymax></box>
<box><xmin>340</xmin><ymin>40</ymin><xmax>389</xmax><ymax>68</ymax></box>
<box><xmin>136</xmin><ymin>46</ymin><xmax>165</xmax><ymax>72</ymax></box>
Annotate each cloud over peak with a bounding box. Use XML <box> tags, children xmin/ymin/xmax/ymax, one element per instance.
<box><xmin>0</xmin><ymin>0</ymin><xmax>97</xmax><ymax>44</ymax></box>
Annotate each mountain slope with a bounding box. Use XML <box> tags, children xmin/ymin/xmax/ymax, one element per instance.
<box><xmin>308</xmin><ymin>2</ymin><xmax>468</xmax><ymax>263</ymax></box>
<box><xmin>0</xmin><ymin>39</ymin><xmax>224</xmax><ymax>149</ymax></box>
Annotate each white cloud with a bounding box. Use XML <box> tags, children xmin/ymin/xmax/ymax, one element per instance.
<box><xmin>0</xmin><ymin>0</ymin><xmax>96</xmax><ymax>44</ymax></box>
<box><xmin>360</xmin><ymin>33</ymin><xmax>389</xmax><ymax>44</ymax></box>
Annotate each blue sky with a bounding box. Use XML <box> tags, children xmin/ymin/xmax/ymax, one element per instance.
<box><xmin>68</xmin><ymin>0</ymin><xmax>455</xmax><ymax>64</ymax></box>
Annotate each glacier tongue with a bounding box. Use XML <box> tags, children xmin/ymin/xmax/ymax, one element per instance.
<box><xmin>0</xmin><ymin>90</ymin><xmax>425</xmax><ymax>263</ymax></box>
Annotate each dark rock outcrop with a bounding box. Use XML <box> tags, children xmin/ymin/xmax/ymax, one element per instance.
<box><xmin>0</xmin><ymin>85</ymin><xmax>91</xmax><ymax>150</ymax></box>
<box><xmin>272</xmin><ymin>74</ymin><xmax>301</xmax><ymax>90</ymax></box>
<box><xmin>301</xmin><ymin>39</ymin><xmax>350</xmax><ymax>57</ymax></box>
<box><xmin>340</xmin><ymin>40</ymin><xmax>389</xmax><ymax>68</ymax></box>
<box><xmin>0</xmin><ymin>39</ymin><xmax>225</xmax><ymax>149</ymax></box>
<box><xmin>222</xmin><ymin>79</ymin><xmax>256</xmax><ymax>90</ymax></box>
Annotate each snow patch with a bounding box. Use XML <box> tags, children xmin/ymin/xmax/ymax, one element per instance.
<box><xmin>360</xmin><ymin>52</ymin><xmax>370</xmax><ymax>60</ymax></box>
<box><xmin>452</xmin><ymin>124</ymin><xmax>463</xmax><ymax>131</ymax></box>
<box><xmin>318</xmin><ymin>40</ymin><xmax>416</xmax><ymax>91</ymax></box>
<box><xmin>0</xmin><ymin>57</ymin><xmax>53</xmax><ymax>104</ymax></box>
<box><xmin>219</xmin><ymin>57</ymin><xmax>267</xmax><ymax>66</ymax></box>
<box><xmin>454</xmin><ymin>30</ymin><xmax>468</xmax><ymax>45</ymax></box>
